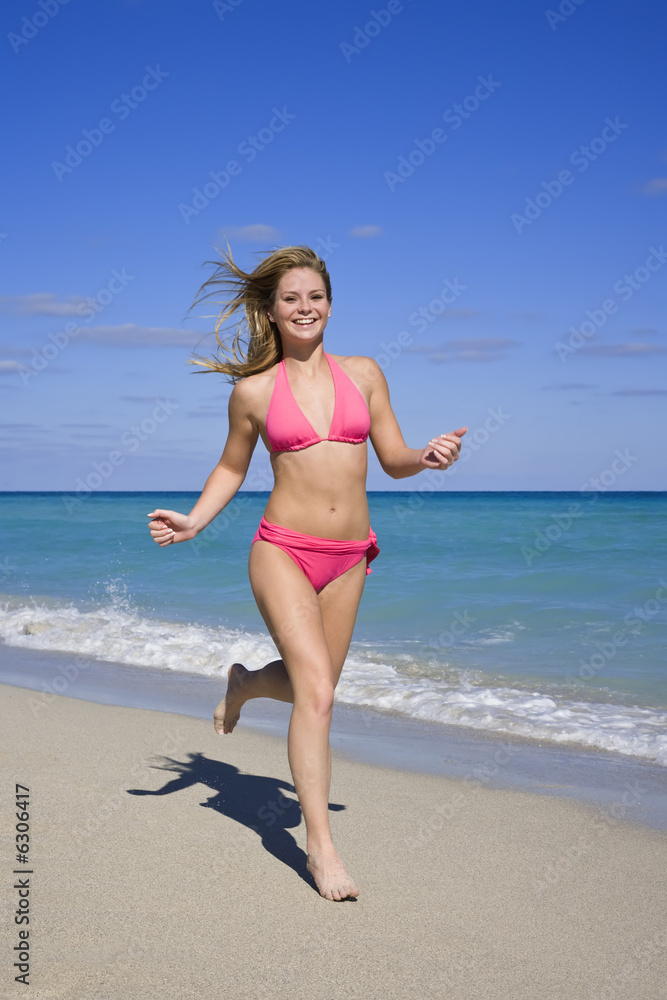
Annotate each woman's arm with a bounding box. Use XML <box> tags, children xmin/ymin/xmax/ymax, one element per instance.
<box><xmin>364</xmin><ymin>359</ymin><xmax>466</xmax><ymax>480</ymax></box>
<box><xmin>148</xmin><ymin>380</ymin><xmax>260</xmax><ymax>546</ymax></box>
<box><xmin>186</xmin><ymin>380</ymin><xmax>260</xmax><ymax>530</ymax></box>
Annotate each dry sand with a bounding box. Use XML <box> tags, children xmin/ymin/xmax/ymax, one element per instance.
<box><xmin>2</xmin><ymin>682</ymin><xmax>666</xmax><ymax>1000</ymax></box>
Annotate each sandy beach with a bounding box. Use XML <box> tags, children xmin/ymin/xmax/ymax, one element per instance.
<box><xmin>2</xmin><ymin>681</ymin><xmax>666</xmax><ymax>1000</ymax></box>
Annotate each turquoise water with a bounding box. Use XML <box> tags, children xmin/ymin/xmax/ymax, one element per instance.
<box><xmin>1</xmin><ymin>491</ymin><xmax>666</xmax><ymax>763</ymax></box>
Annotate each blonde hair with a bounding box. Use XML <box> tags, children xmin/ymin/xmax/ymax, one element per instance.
<box><xmin>188</xmin><ymin>243</ymin><xmax>332</xmax><ymax>382</ymax></box>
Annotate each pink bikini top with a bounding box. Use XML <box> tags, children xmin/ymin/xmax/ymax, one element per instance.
<box><xmin>265</xmin><ymin>353</ymin><xmax>370</xmax><ymax>454</ymax></box>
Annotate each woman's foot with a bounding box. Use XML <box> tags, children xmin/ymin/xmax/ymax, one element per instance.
<box><xmin>213</xmin><ymin>663</ymin><xmax>249</xmax><ymax>734</ymax></box>
<box><xmin>306</xmin><ymin>847</ymin><xmax>359</xmax><ymax>901</ymax></box>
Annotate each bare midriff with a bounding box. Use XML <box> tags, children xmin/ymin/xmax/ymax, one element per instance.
<box><xmin>264</xmin><ymin>441</ymin><xmax>370</xmax><ymax>540</ymax></box>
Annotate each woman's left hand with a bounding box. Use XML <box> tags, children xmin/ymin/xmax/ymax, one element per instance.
<box><xmin>419</xmin><ymin>427</ymin><xmax>467</xmax><ymax>470</ymax></box>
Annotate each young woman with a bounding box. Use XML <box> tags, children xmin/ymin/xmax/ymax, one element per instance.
<box><xmin>148</xmin><ymin>245</ymin><xmax>466</xmax><ymax>901</ymax></box>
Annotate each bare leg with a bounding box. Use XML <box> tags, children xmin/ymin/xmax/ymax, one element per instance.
<box><xmin>213</xmin><ymin>659</ymin><xmax>292</xmax><ymax>734</ymax></box>
<box><xmin>213</xmin><ymin>549</ymin><xmax>364</xmax><ymax>730</ymax></box>
<box><xmin>241</xmin><ymin>539</ymin><xmax>366</xmax><ymax>900</ymax></box>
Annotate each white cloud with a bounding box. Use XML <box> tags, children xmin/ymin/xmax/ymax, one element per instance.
<box><xmin>610</xmin><ymin>388</ymin><xmax>667</xmax><ymax>396</ymax></box>
<box><xmin>349</xmin><ymin>225</ymin><xmax>383</xmax><ymax>238</ymax></box>
<box><xmin>408</xmin><ymin>338</ymin><xmax>520</xmax><ymax>363</ymax></box>
<box><xmin>0</xmin><ymin>293</ymin><xmax>89</xmax><ymax>317</ymax></box>
<box><xmin>543</xmin><ymin>382</ymin><xmax>597</xmax><ymax>390</ymax></box>
<box><xmin>578</xmin><ymin>342</ymin><xmax>667</xmax><ymax>357</ymax></box>
<box><xmin>0</xmin><ymin>360</ymin><xmax>23</xmax><ymax>373</ymax></box>
<box><xmin>77</xmin><ymin>324</ymin><xmax>202</xmax><ymax>347</ymax></box>
<box><xmin>508</xmin><ymin>311</ymin><xmax>543</xmax><ymax>321</ymax></box>
<box><xmin>641</xmin><ymin>178</ymin><xmax>667</xmax><ymax>196</ymax></box>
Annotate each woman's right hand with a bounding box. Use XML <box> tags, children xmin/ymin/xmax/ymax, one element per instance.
<box><xmin>147</xmin><ymin>509</ymin><xmax>197</xmax><ymax>547</ymax></box>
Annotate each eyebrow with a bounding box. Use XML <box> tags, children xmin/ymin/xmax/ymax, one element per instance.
<box><xmin>279</xmin><ymin>289</ymin><xmax>325</xmax><ymax>295</ymax></box>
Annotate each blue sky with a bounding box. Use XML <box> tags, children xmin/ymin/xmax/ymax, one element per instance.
<box><xmin>2</xmin><ymin>0</ymin><xmax>665</xmax><ymax>491</ymax></box>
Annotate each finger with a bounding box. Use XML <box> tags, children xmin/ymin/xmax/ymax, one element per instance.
<box><xmin>434</xmin><ymin>433</ymin><xmax>462</xmax><ymax>449</ymax></box>
<box><xmin>430</xmin><ymin>438</ymin><xmax>461</xmax><ymax>460</ymax></box>
<box><xmin>428</xmin><ymin>441</ymin><xmax>458</xmax><ymax>460</ymax></box>
<box><xmin>428</xmin><ymin>447</ymin><xmax>457</xmax><ymax>468</ymax></box>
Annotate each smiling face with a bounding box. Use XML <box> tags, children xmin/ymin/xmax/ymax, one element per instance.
<box><xmin>266</xmin><ymin>267</ymin><xmax>331</xmax><ymax>343</ymax></box>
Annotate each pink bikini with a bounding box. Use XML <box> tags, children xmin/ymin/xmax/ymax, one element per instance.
<box><xmin>252</xmin><ymin>353</ymin><xmax>380</xmax><ymax>591</ymax></box>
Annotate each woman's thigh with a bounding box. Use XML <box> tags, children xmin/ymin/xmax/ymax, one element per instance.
<box><xmin>317</xmin><ymin>559</ymin><xmax>367</xmax><ymax>685</ymax></box>
<box><xmin>249</xmin><ymin>540</ymin><xmax>335</xmax><ymax>696</ymax></box>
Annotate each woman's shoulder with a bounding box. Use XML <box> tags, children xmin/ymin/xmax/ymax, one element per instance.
<box><xmin>230</xmin><ymin>364</ymin><xmax>280</xmax><ymax>409</ymax></box>
<box><xmin>329</xmin><ymin>353</ymin><xmax>385</xmax><ymax>386</ymax></box>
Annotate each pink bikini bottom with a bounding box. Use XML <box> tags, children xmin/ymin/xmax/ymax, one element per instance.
<box><xmin>251</xmin><ymin>516</ymin><xmax>380</xmax><ymax>592</ymax></box>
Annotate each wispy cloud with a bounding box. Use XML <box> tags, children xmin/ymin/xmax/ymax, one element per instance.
<box><xmin>508</xmin><ymin>311</ymin><xmax>543</xmax><ymax>321</ymax></box>
<box><xmin>436</xmin><ymin>309</ymin><xmax>481</xmax><ymax>320</ymax></box>
<box><xmin>578</xmin><ymin>342</ymin><xmax>667</xmax><ymax>357</ymax></box>
<box><xmin>609</xmin><ymin>388</ymin><xmax>667</xmax><ymax>396</ymax></box>
<box><xmin>0</xmin><ymin>422</ymin><xmax>42</xmax><ymax>430</ymax></box>
<box><xmin>408</xmin><ymin>338</ymin><xmax>520</xmax><ymax>363</ymax></box>
<box><xmin>629</xmin><ymin>328</ymin><xmax>660</xmax><ymax>336</ymax></box>
<box><xmin>0</xmin><ymin>293</ymin><xmax>89</xmax><ymax>317</ymax></box>
<box><xmin>543</xmin><ymin>382</ymin><xmax>597</xmax><ymax>390</ymax></box>
<box><xmin>349</xmin><ymin>225</ymin><xmax>383</xmax><ymax>238</ymax></box>
<box><xmin>220</xmin><ymin>224</ymin><xmax>279</xmax><ymax>242</ymax></box>
<box><xmin>120</xmin><ymin>394</ymin><xmax>181</xmax><ymax>403</ymax></box>
<box><xmin>0</xmin><ymin>360</ymin><xmax>24</xmax><ymax>374</ymax></box>
<box><xmin>77</xmin><ymin>324</ymin><xmax>201</xmax><ymax>347</ymax></box>
<box><xmin>640</xmin><ymin>178</ymin><xmax>667</xmax><ymax>196</ymax></box>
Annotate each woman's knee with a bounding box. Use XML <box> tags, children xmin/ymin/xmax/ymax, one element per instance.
<box><xmin>292</xmin><ymin>675</ymin><xmax>335</xmax><ymax>717</ymax></box>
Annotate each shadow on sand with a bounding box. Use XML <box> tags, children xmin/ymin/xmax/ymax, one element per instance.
<box><xmin>127</xmin><ymin>751</ymin><xmax>347</xmax><ymax>895</ymax></box>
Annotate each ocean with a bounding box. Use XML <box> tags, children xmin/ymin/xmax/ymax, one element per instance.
<box><xmin>1</xmin><ymin>490</ymin><xmax>665</xmax><ymax>768</ymax></box>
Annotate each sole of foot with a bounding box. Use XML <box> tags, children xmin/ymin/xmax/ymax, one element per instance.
<box><xmin>213</xmin><ymin>663</ymin><xmax>249</xmax><ymax>735</ymax></box>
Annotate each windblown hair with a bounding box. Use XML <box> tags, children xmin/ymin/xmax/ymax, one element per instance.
<box><xmin>188</xmin><ymin>244</ymin><xmax>332</xmax><ymax>383</ymax></box>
